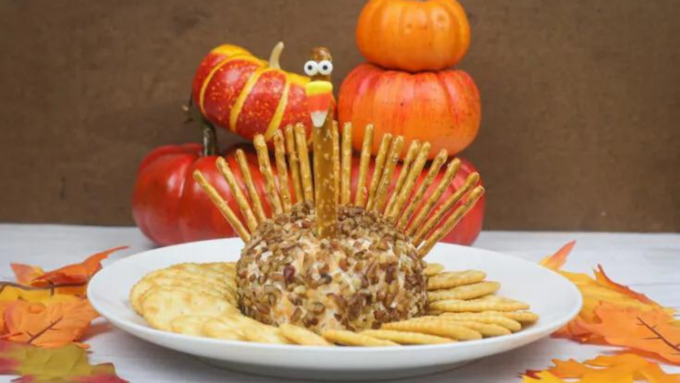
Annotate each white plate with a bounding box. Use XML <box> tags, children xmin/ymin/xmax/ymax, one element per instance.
<box><xmin>89</xmin><ymin>239</ymin><xmax>581</xmax><ymax>381</ymax></box>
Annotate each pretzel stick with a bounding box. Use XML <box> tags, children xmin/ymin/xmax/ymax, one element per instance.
<box><xmin>384</xmin><ymin>140</ymin><xmax>420</xmax><ymax>216</ymax></box>
<box><xmin>417</xmin><ymin>186</ymin><xmax>485</xmax><ymax>258</ymax></box>
<box><xmin>371</xmin><ymin>135</ymin><xmax>404</xmax><ymax>213</ymax></box>
<box><xmin>193</xmin><ymin>171</ymin><xmax>250</xmax><ymax>242</ymax></box>
<box><xmin>412</xmin><ymin>172</ymin><xmax>480</xmax><ymax>246</ymax></box>
<box><xmin>284</xmin><ymin>124</ymin><xmax>303</xmax><ymax>204</ymax></box>
<box><xmin>401</xmin><ymin>158</ymin><xmax>461</xmax><ymax>232</ymax></box>
<box><xmin>332</xmin><ymin>121</ymin><xmax>340</xmax><ymax>205</ymax></box>
<box><xmin>254</xmin><ymin>134</ymin><xmax>283</xmax><ymax>216</ymax></box>
<box><xmin>366</xmin><ymin>133</ymin><xmax>393</xmax><ymax>210</ymax></box>
<box><xmin>235</xmin><ymin>149</ymin><xmax>267</xmax><ymax>223</ymax></box>
<box><xmin>272</xmin><ymin>130</ymin><xmax>292</xmax><ymax>213</ymax></box>
<box><xmin>395</xmin><ymin>149</ymin><xmax>448</xmax><ymax>229</ymax></box>
<box><xmin>354</xmin><ymin>124</ymin><xmax>374</xmax><ymax>207</ymax></box>
<box><xmin>215</xmin><ymin>157</ymin><xmax>258</xmax><ymax>232</ymax></box>
<box><xmin>294</xmin><ymin>123</ymin><xmax>314</xmax><ymax>202</ymax></box>
<box><xmin>385</xmin><ymin>142</ymin><xmax>431</xmax><ymax>223</ymax></box>
<box><xmin>340</xmin><ymin>122</ymin><xmax>353</xmax><ymax>205</ymax></box>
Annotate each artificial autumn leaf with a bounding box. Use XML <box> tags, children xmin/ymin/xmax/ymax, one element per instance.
<box><xmin>577</xmin><ymin>303</ymin><xmax>680</xmax><ymax>365</ymax></box>
<box><xmin>0</xmin><ymin>284</ymin><xmax>80</xmax><ymax>304</ymax></box>
<box><xmin>11</xmin><ymin>246</ymin><xmax>128</xmax><ymax>295</ymax></box>
<box><xmin>539</xmin><ymin>242</ymin><xmax>675</xmax><ymax>343</ymax></box>
<box><xmin>522</xmin><ymin>353</ymin><xmax>680</xmax><ymax>383</ymax></box>
<box><xmin>10</xmin><ymin>265</ymin><xmax>45</xmax><ymax>286</ymax></box>
<box><xmin>0</xmin><ymin>340</ymin><xmax>127</xmax><ymax>382</ymax></box>
<box><xmin>3</xmin><ymin>300</ymin><xmax>99</xmax><ymax>348</ymax></box>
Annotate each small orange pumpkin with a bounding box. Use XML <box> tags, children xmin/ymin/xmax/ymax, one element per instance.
<box><xmin>356</xmin><ymin>0</ymin><xmax>471</xmax><ymax>72</ymax></box>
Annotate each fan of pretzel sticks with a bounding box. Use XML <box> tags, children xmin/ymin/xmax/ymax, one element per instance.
<box><xmin>193</xmin><ymin>122</ymin><xmax>484</xmax><ymax>258</ymax></box>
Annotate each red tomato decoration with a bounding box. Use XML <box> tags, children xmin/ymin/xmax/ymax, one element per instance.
<box><xmin>132</xmin><ymin>142</ymin><xmax>276</xmax><ymax>246</ymax></box>
<box><xmin>350</xmin><ymin>156</ymin><xmax>484</xmax><ymax>245</ymax></box>
<box><xmin>338</xmin><ymin>63</ymin><xmax>481</xmax><ymax>159</ymax></box>
<box><xmin>191</xmin><ymin>42</ymin><xmax>312</xmax><ymax>143</ymax></box>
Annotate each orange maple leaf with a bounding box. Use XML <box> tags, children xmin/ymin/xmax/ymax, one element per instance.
<box><xmin>539</xmin><ymin>241</ymin><xmax>575</xmax><ymax>271</ymax></box>
<box><xmin>522</xmin><ymin>353</ymin><xmax>680</xmax><ymax>382</ymax></box>
<box><xmin>11</xmin><ymin>246</ymin><xmax>128</xmax><ymax>294</ymax></box>
<box><xmin>539</xmin><ymin>242</ymin><xmax>675</xmax><ymax>345</ymax></box>
<box><xmin>2</xmin><ymin>300</ymin><xmax>99</xmax><ymax>348</ymax></box>
<box><xmin>577</xmin><ymin>303</ymin><xmax>680</xmax><ymax>365</ymax></box>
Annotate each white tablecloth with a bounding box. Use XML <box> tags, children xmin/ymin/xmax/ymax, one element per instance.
<box><xmin>0</xmin><ymin>224</ymin><xmax>678</xmax><ymax>382</ymax></box>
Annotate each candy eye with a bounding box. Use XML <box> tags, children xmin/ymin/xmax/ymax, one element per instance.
<box><xmin>304</xmin><ymin>61</ymin><xmax>319</xmax><ymax>76</ymax></box>
<box><xmin>318</xmin><ymin>60</ymin><xmax>333</xmax><ymax>75</ymax></box>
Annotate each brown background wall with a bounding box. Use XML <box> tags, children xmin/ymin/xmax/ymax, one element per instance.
<box><xmin>1</xmin><ymin>0</ymin><xmax>678</xmax><ymax>231</ymax></box>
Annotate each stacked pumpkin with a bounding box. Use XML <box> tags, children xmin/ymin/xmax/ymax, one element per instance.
<box><xmin>132</xmin><ymin>0</ymin><xmax>484</xmax><ymax>247</ymax></box>
<box><xmin>340</xmin><ymin>0</ymin><xmax>481</xmax><ymax>158</ymax></box>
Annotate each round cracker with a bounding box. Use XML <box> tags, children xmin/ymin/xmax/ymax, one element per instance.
<box><xmin>322</xmin><ymin>330</ymin><xmax>399</xmax><ymax>347</ymax></box>
<box><xmin>280</xmin><ymin>324</ymin><xmax>333</xmax><ymax>346</ymax></box>
<box><xmin>170</xmin><ymin>315</ymin><xmax>213</xmax><ymax>336</ymax></box>
<box><xmin>141</xmin><ymin>286</ymin><xmax>237</xmax><ymax>331</ymax></box>
<box><xmin>360</xmin><ymin>330</ymin><xmax>455</xmax><ymax>345</ymax></box>
<box><xmin>202</xmin><ymin>318</ymin><xmax>245</xmax><ymax>340</ymax></box>
<box><xmin>439</xmin><ymin>312</ymin><xmax>522</xmax><ymax>332</ymax></box>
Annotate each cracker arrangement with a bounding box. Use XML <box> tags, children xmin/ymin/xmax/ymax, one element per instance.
<box><xmin>131</xmin><ymin>46</ymin><xmax>538</xmax><ymax>347</ymax></box>
<box><xmin>131</xmin><ymin>262</ymin><xmax>538</xmax><ymax>346</ymax></box>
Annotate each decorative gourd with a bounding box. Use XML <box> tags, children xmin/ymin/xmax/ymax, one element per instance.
<box><xmin>191</xmin><ymin>42</ymin><xmax>312</xmax><ymax>142</ymax></box>
<box><xmin>338</xmin><ymin>63</ymin><xmax>481</xmax><ymax>158</ymax></box>
<box><xmin>356</xmin><ymin>0</ymin><xmax>471</xmax><ymax>72</ymax></box>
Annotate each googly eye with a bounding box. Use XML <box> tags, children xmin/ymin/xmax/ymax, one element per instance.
<box><xmin>304</xmin><ymin>61</ymin><xmax>319</xmax><ymax>76</ymax></box>
<box><xmin>318</xmin><ymin>60</ymin><xmax>333</xmax><ymax>75</ymax></box>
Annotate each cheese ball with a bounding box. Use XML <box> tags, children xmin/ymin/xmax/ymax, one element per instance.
<box><xmin>236</xmin><ymin>202</ymin><xmax>428</xmax><ymax>332</ymax></box>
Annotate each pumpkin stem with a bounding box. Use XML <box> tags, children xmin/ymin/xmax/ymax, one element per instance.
<box><xmin>268</xmin><ymin>41</ymin><xmax>284</xmax><ymax>70</ymax></box>
<box><xmin>200</xmin><ymin>120</ymin><xmax>218</xmax><ymax>157</ymax></box>
<box><xmin>183</xmin><ymin>95</ymin><xmax>218</xmax><ymax>157</ymax></box>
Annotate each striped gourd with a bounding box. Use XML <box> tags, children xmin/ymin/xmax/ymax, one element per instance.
<box><xmin>192</xmin><ymin>42</ymin><xmax>312</xmax><ymax>143</ymax></box>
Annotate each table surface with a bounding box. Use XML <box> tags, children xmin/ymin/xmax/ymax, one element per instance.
<box><xmin>0</xmin><ymin>224</ymin><xmax>678</xmax><ymax>383</ymax></box>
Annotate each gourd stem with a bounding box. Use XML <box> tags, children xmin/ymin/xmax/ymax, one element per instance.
<box><xmin>201</xmin><ymin>119</ymin><xmax>218</xmax><ymax>157</ymax></box>
<box><xmin>269</xmin><ymin>41</ymin><xmax>284</xmax><ymax>69</ymax></box>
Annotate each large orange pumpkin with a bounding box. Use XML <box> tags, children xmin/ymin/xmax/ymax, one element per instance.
<box><xmin>338</xmin><ymin>63</ymin><xmax>481</xmax><ymax>158</ymax></box>
<box><xmin>191</xmin><ymin>42</ymin><xmax>312</xmax><ymax>142</ymax></box>
<box><xmin>356</xmin><ymin>0</ymin><xmax>470</xmax><ymax>72</ymax></box>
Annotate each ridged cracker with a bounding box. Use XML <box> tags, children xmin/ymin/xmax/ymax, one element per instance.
<box><xmin>439</xmin><ymin>312</ymin><xmax>522</xmax><ymax>332</ymax></box>
<box><xmin>487</xmin><ymin>311</ymin><xmax>540</xmax><ymax>324</ymax></box>
<box><xmin>427</xmin><ymin>270</ymin><xmax>486</xmax><ymax>290</ymax></box>
<box><xmin>382</xmin><ymin>319</ymin><xmax>482</xmax><ymax>341</ymax></box>
<box><xmin>428</xmin><ymin>281</ymin><xmax>501</xmax><ymax>302</ymax></box>
<box><xmin>280</xmin><ymin>324</ymin><xmax>333</xmax><ymax>346</ymax></box>
<box><xmin>442</xmin><ymin>320</ymin><xmax>510</xmax><ymax>337</ymax></box>
<box><xmin>429</xmin><ymin>298</ymin><xmax>530</xmax><ymax>313</ymax></box>
<box><xmin>423</xmin><ymin>263</ymin><xmax>445</xmax><ymax>277</ymax></box>
<box><xmin>360</xmin><ymin>329</ymin><xmax>455</xmax><ymax>345</ymax></box>
<box><xmin>322</xmin><ymin>330</ymin><xmax>399</xmax><ymax>347</ymax></box>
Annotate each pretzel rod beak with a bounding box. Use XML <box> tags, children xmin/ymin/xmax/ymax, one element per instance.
<box><xmin>306</xmin><ymin>81</ymin><xmax>333</xmax><ymax>128</ymax></box>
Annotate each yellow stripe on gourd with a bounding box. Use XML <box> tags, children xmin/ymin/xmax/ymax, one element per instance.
<box><xmin>265</xmin><ymin>79</ymin><xmax>290</xmax><ymax>140</ymax></box>
<box><xmin>230</xmin><ymin>68</ymin><xmax>267</xmax><ymax>132</ymax></box>
<box><xmin>198</xmin><ymin>55</ymin><xmax>262</xmax><ymax>117</ymax></box>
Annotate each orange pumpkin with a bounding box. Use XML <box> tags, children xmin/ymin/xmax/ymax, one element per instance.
<box><xmin>356</xmin><ymin>0</ymin><xmax>470</xmax><ymax>72</ymax></box>
<box><xmin>191</xmin><ymin>42</ymin><xmax>312</xmax><ymax>142</ymax></box>
<box><xmin>338</xmin><ymin>63</ymin><xmax>481</xmax><ymax>158</ymax></box>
